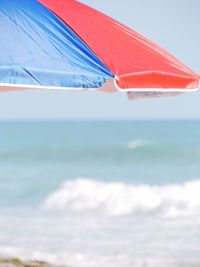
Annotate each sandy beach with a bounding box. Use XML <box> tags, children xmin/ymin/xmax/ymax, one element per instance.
<box><xmin>0</xmin><ymin>258</ymin><xmax>62</xmax><ymax>267</ymax></box>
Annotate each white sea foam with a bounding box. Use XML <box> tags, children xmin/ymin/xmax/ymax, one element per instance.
<box><xmin>127</xmin><ymin>140</ymin><xmax>147</xmax><ymax>149</ymax></box>
<box><xmin>43</xmin><ymin>178</ymin><xmax>200</xmax><ymax>218</ymax></box>
<box><xmin>1</xmin><ymin>245</ymin><xmax>198</xmax><ymax>267</ymax></box>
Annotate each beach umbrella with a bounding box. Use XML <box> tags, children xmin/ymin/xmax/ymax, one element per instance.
<box><xmin>0</xmin><ymin>0</ymin><xmax>199</xmax><ymax>100</ymax></box>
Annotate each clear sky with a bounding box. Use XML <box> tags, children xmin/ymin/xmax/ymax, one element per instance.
<box><xmin>0</xmin><ymin>0</ymin><xmax>199</xmax><ymax>120</ymax></box>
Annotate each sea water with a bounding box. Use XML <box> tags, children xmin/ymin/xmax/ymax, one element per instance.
<box><xmin>0</xmin><ymin>121</ymin><xmax>200</xmax><ymax>267</ymax></box>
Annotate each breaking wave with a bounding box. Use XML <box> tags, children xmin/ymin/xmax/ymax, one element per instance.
<box><xmin>43</xmin><ymin>178</ymin><xmax>200</xmax><ymax>218</ymax></box>
<box><xmin>127</xmin><ymin>140</ymin><xmax>147</xmax><ymax>149</ymax></box>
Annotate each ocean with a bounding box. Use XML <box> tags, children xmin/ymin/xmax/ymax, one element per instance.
<box><xmin>0</xmin><ymin>120</ymin><xmax>200</xmax><ymax>267</ymax></box>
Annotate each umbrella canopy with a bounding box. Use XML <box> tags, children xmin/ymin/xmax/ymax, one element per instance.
<box><xmin>0</xmin><ymin>0</ymin><xmax>199</xmax><ymax>100</ymax></box>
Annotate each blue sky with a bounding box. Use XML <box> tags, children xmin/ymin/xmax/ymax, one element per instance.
<box><xmin>0</xmin><ymin>0</ymin><xmax>199</xmax><ymax>120</ymax></box>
